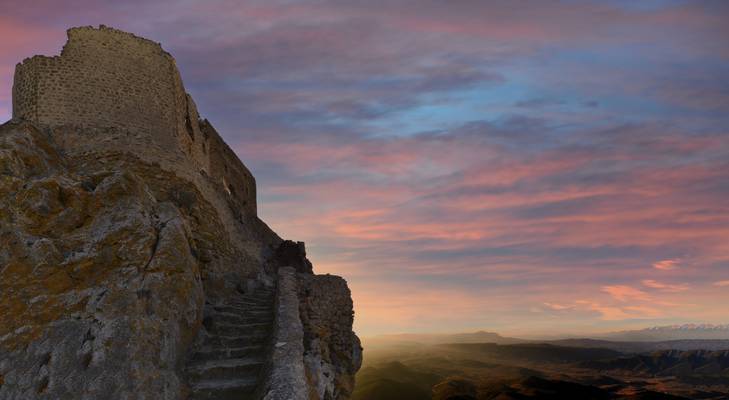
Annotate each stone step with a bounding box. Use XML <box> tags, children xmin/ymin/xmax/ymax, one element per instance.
<box><xmin>206</xmin><ymin>325</ymin><xmax>271</xmax><ymax>337</ymax></box>
<box><xmin>236</xmin><ymin>292</ymin><xmax>273</xmax><ymax>297</ymax></box>
<box><xmin>205</xmin><ymin>328</ymin><xmax>270</xmax><ymax>338</ymax></box>
<box><xmin>208</xmin><ymin>306</ymin><xmax>273</xmax><ymax>315</ymax></box>
<box><xmin>206</xmin><ymin>322</ymin><xmax>271</xmax><ymax>336</ymax></box>
<box><xmin>206</xmin><ymin>303</ymin><xmax>273</xmax><ymax>313</ymax></box>
<box><xmin>238</xmin><ymin>294</ymin><xmax>273</xmax><ymax>301</ymax></box>
<box><xmin>225</xmin><ymin>305</ymin><xmax>273</xmax><ymax>312</ymax></box>
<box><xmin>236</xmin><ymin>292</ymin><xmax>274</xmax><ymax>299</ymax></box>
<box><xmin>189</xmin><ymin>377</ymin><xmax>258</xmax><ymax>400</ymax></box>
<box><xmin>231</xmin><ymin>299</ymin><xmax>274</xmax><ymax>306</ymax></box>
<box><xmin>185</xmin><ymin>288</ymin><xmax>276</xmax><ymax>399</ymax></box>
<box><xmin>242</xmin><ymin>287</ymin><xmax>275</xmax><ymax>293</ymax></box>
<box><xmin>206</xmin><ymin>311</ymin><xmax>273</xmax><ymax>324</ymax></box>
<box><xmin>210</xmin><ymin>305</ymin><xmax>273</xmax><ymax>314</ymax></box>
<box><xmin>237</xmin><ymin>293</ymin><xmax>275</xmax><ymax>299</ymax></box>
<box><xmin>205</xmin><ymin>334</ymin><xmax>269</xmax><ymax>348</ymax></box>
<box><xmin>213</xmin><ymin>321</ymin><xmax>271</xmax><ymax>329</ymax></box>
<box><xmin>209</xmin><ymin>298</ymin><xmax>272</xmax><ymax>305</ymax></box>
<box><xmin>229</xmin><ymin>300</ymin><xmax>274</xmax><ymax>307</ymax></box>
<box><xmin>187</xmin><ymin>357</ymin><xmax>264</xmax><ymax>381</ymax></box>
<box><xmin>251</xmin><ymin>288</ymin><xmax>275</xmax><ymax>294</ymax></box>
<box><xmin>190</xmin><ymin>386</ymin><xmax>256</xmax><ymax>400</ymax></box>
<box><xmin>233</xmin><ymin>296</ymin><xmax>272</xmax><ymax>302</ymax></box>
<box><xmin>193</xmin><ymin>345</ymin><xmax>266</xmax><ymax>361</ymax></box>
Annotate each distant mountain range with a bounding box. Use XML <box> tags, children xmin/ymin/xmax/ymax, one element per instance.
<box><xmin>440</xmin><ymin>342</ymin><xmax>623</xmax><ymax>364</ymax></box>
<box><xmin>550</xmin><ymin>338</ymin><xmax>729</xmax><ymax>353</ymax></box>
<box><xmin>366</xmin><ymin>324</ymin><xmax>729</xmax><ymax>346</ymax></box>
<box><xmin>364</xmin><ymin>330</ymin><xmax>525</xmax><ymax>348</ymax></box>
<box><xmin>364</xmin><ymin>325</ymin><xmax>729</xmax><ymax>354</ymax></box>
<box><xmin>597</xmin><ymin>324</ymin><xmax>729</xmax><ymax>342</ymax></box>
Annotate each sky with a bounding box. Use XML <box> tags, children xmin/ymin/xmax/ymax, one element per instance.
<box><xmin>1</xmin><ymin>0</ymin><xmax>728</xmax><ymax>337</ymax></box>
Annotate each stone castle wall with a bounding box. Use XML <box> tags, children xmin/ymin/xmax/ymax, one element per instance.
<box><xmin>201</xmin><ymin>120</ymin><xmax>257</xmax><ymax>215</ymax></box>
<box><xmin>12</xmin><ymin>25</ymin><xmax>256</xmax><ymax>215</ymax></box>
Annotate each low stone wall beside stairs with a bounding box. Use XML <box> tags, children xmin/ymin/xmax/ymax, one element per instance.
<box><xmin>259</xmin><ymin>267</ymin><xmax>308</xmax><ymax>400</ymax></box>
<box><xmin>259</xmin><ymin>267</ymin><xmax>362</xmax><ymax>400</ymax></box>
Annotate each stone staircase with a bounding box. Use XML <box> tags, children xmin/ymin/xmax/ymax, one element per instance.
<box><xmin>186</xmin><ymin>286</ymin><xmax>276</xmax><ymax>400</ymax></box>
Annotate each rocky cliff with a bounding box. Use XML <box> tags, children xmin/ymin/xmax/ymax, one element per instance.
<box><xmin>0</xmin><ymin>25</ymin><xmax>361</xmax><ymax>400</ymax></box>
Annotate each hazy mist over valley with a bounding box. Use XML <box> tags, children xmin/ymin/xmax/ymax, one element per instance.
<box><xmin>357</xmin><ymin>325</ymin><xmax>729</xmax><ymax>399</ymax></box>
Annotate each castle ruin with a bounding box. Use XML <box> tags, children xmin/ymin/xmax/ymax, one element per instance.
<box><xmin>0</xmin><ymin>26</ymin><xmax>361</xmax><ymax>400</ymax></box>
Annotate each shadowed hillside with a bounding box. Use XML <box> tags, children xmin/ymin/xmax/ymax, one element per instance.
<box><xmin>354</xmin><ymin>340</ymin><xmax>729</xmax><ymax>399</ymax></box>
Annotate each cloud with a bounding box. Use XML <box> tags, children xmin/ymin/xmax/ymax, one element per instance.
<box><xmin>589</xmin><ymin>304</ymin><xmax>663</xmax><ymax>321</ymax></box>
<box><xmin>543</xmin><ymin>302</ymin><xmax>574</xmax><ymax>311</ymax></box>
<box><xmin>642</xmin><ymin>279</ymin><xmax>689</xmax><ymax>292</ymax></box>
<box><xmin>602</xmin><ymin>285</ymin><xmax>651</xmax><ymax>302</ymax></box>
<box><xmin>653</xmin><ymin>259</ymin><xmax>681</xmax><ymax>270</ymax></box>
<box><xmin>714</xmin><ymin>280</ymin><xmax>729</xmax><ymax>287</ymax></box>
<box><xmin>572</xmin><ymin>299</ymin><xmax>664</xmax><ymax>321</ymax></box>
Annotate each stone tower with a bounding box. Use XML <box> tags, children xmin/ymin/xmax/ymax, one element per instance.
<box><xmin>13</xmin><ymin>25</ymin><xmax>256</xmax><ymax>216</ymax></box>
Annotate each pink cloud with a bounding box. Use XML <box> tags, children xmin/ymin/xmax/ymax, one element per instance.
<box><xmin>713</xmin><ymin>280</ymin><xmax>729</xmax><ymax>287</ymax></box>
<box><xmin>601</xmin><ymin>285</ymin><xmax>651</xmax><ymax>302</ymax></box>
<box><xmin>590</xmin><ymin>304</ymin><xmax>663</xmax><ymax>321</ymax></box>
<box><xmin>642</xmin><ymin>280</ymin><xmax>689</xmax><ymax>292</ymax></box>
<box><xmin>543</xmin><ymin>302</ymin><xmax>574</xmax><ymax>311</ymax></box>
<box><xmin>653</xmin><ymin>259</ymin><xmax>681</xmax><ymax>270</ymax></box>
<box><xmin>247</xmin><ymin>123</ymin><xmax>728</xmax><ymax>335</ymax></box>
<box><xmin>571</xmin><ymin>300</ymin><xmax>663</xmax><ymax>321</ymax></box>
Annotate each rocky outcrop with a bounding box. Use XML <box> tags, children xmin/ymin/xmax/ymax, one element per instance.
<box><xmin>298</xmin><ymin>274</ymin><xmax>363</xmax><ymax>399</ymax></box>
<box><xmin>0</xmin><ymin>26</ymin><xmax>360</xmax><ymax>400</ymax></box>
<box><xmin>0</xmin><ymin>121</ymin><xmax>209</xmax><ymax>399</ymax></box>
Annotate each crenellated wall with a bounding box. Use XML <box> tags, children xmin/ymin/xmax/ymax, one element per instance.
<box><xmin>11</xmin><ymin>25</ymin><xmax>256</xmax><ymax>216</ymax></box>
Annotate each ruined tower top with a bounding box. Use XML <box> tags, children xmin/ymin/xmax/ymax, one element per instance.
<box><xmin>12</xmin><ymin>25</ymin><xmax>257</xmax><ymax>216</ymax></box>
<box><xmin>13</xmin><ymin>25</ymin><xmax>184</xmax><ymax>138</ymax></box>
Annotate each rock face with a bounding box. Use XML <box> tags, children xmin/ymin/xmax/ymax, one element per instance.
<box><xmin>0</xmin><ymin>26</ymin><xmax>360</xmax><ymax>400</ymax></box>
<box><xmin>298</xmin><ymin>275</ymin><xmax>362</xmax><ymax>399</ymax></box>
